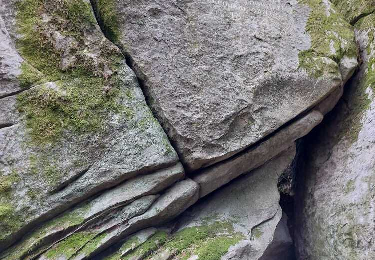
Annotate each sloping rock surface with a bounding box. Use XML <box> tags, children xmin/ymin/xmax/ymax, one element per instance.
<box><xmin>96</xmin><ymin>0</ymin><xmax>358</xmax><ymax>170</ymax></box>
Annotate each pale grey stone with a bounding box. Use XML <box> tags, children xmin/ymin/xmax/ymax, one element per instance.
<box><xmin>160</xmin><ymin>147</ymin><xmax>296</xmax><ymax>260</ymax></box>
<box><xmin>71</xmin><ymin>179</ymin><xmax>199</xmax><ymax>259</ymax></box>
<box><xmin>0</xmin><ymin>15</ymin><xmax>23</xmax><ymax>98</ymax></box>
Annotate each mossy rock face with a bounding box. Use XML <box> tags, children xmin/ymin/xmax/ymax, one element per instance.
<box><xmin>331</xmin><ymin>0</ymin><xmax>375</xmax><ymax>24</ymax></box>
<box><xmin>298</xmin><ymin>0</ymin><xmax>358</xmax><ymax>79</ymax></box>
<box><xmin>0</xmin><ymin>0</ymin><xmax>178</xmax><ymax>250</ymax></box>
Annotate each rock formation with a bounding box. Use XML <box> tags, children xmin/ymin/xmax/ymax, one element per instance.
<box><xmin>0</xmin><ymin>0</ymin><xmax>372</xmax><ymax>259</ymax></box>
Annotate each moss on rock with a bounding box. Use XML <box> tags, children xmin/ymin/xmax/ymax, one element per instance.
<box><xmin>45</xmin><ymin>231</ymin><xmax>97</xmax><ymax>259</ymax></box>
<box><xmin>334</xmin><ymin>14</ymin><xmax>375</xmax><ymax>144</ymax></box>
<box><xmin>15</xmin><ymin>0</ymin><xmax>127</xmax><ymax>145</ymax></box>
<box><xmin>162</xmin><ymin>221</ymin><xmax>244</xmax><ymax>260</ymax></box>
<box><xmin>93</xmin><ymin>0</ymin><xmax>120</xmax><ymax>43</ymax></box>
<box><xmin>298</xmin><ymin>0</ymin><xmax>358</xmax><ymax>78</ymax></box>
<box><xmin>331</xmin><ymin>0</ymin><xmax>375</xmax><ymax>24</ymax></box>
<box><xmin>105</xmin><ymin>222</ymin><xmax>244</xmax><ymax>260</ymax></box>
<box><xmin>0</xmin><ymin>204</ymin><xmax>23</xmax><ymax>243</ymax></box>
<box><xmin>124</xmin><ymin>231</ymin><xmax>169</xmax><ymax>260</ymax></box>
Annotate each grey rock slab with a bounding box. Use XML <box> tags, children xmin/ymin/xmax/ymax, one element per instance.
<box><xmin>0</xmin><ymin>94</ymin><xmax>20</xmax><ymax>127</ymax></box>
<box><xmin>0</xmin><ymin>193</ymin><xmax>157</xmax><ymax>260</ymax></box>
<box><xmin>83</xmin><ymin>162</ymin><xmax>184</xmax><ymax>218</ymax></box>
<box><xmin>38</xmin><ymin>196</ymin><xmax>158</xmax><ymax>260</ymax></box>
<box><xmin>193</xmin><ymin>110</ymin><xmax>323</xmax><ymax>198</ymax></box>
<box><xmin>258</xmin><ymin>213</ymin><xmax>294</xmax><ymax>260</ymax></box>
<box><xmin>315</xmin><ymin>85</ymin><xmax>344</xmax><ymax>115</ymax></box>
<box><xmin>118</xmin><ymin>228</ymin><xmax>158</xmax><ymax>257</ymax></box>
<box><xmin>106</xmin><ymin>0</ymin><xmax>355</xmax><ymax>170</ymax></box>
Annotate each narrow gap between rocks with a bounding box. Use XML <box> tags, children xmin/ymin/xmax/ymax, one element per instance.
<box><xmin>89</xmin><ymin>0</ymin><xmax>183</xmax><ymax>165</ymax></box>
<box><xmin>0</xmin><ymin>123</ymin><xmax>14</xmax><ymax>130</ymax></box>
<box><xmin>0</xmin><ymin>87</ymin><xmax>31</xmax><ymax>100</ymax></box>
<box><xmin>284</xmin><ymin>62</ymin><xmax>362</xmax><ymax>259</ymax></box>
<box><xmin>350</xmin><ymin>9</ymin><xmax>375</xmax><ymax>25</ymax></box>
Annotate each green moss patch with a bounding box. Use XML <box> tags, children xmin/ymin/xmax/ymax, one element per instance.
<box><xmin>163</xmin><ymin>222</ymin><xmax>244</xmax><ymax>260</ymax></box>
<box><xmin>0</xmin><ymin>201</ymin><xmax>90</xmax><ymax>260</ymax></box>
<box><xmin>123</xmin><ymin>231</ymin><xmax>168</xmax><ymax>260</ymax></box>
<box><xmin>298</xmin><ymin>0</ymin><xmax>358</xmax><ymax>78</ymax></box>
<box><xmin>0</xmin><ymin>171</ymin><xmax>23</xmax><ymax>242</ymax></box>
<box><xmin>331</xmin><ymin>0</ymin><xmax>375</xmax><ymax>24</ymax></box>
<box><xmin>45</xmin><ymin>231</ymin><xmax>97</xmax><ymax>259</ymax></box>
<box><xmin>15</xmin><ymin>0</ymin><xmax>127</xmax><ymax>145</ymax></box>
<box><xmin>0</xmin><ymin>204</ymin><xmax>23</xmax><ymax>242</ymax></box>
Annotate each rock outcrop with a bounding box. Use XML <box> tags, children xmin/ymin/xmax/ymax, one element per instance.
<box><xmin>295</xmin><ymin>3</ymin><xmax>375</xmax><ymax>259</ymax></box>
<box><xmin>0</xmin><ymin>0</ymin><xmax>367</xmax><ymax>259</ymax></box>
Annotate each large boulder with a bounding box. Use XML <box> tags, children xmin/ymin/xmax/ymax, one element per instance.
<box><xmin>295</xmin><ymin>7</ymin><xmax>375</xmax><ymax>259</ymax></box>
<box><xmin>0</xmin><ymin>0</ymin><xmax>178</xmax><ymax>250</ymax></box>
<box><xmin>93</xmin><ymin>0</ymin><xmax>358</xmax><ymax>170</ymax></box>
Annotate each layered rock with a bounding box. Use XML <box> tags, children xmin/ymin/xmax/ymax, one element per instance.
<box><xmin>104</xmin><ymin>147</ymin><xmax>296</xmax><ymax>260</ymax></box>
<box><xmin>93</xmin><ymin>0</ymin><xmax>358</xmax><ymax>171</ymax></box>
<box><xmin>295</xmin><ymin>5</ymin><xmax>375</xmax><ymax>259</ymax></box>
<box><xmin>0</xmin><ymin>0</ymin><xmax>178</xmax><ymax>250</ymax></box>
<box><xmin>0</xmin><ymin>0</ymin><xmax>364</xmax><ymax>258</ymax></box>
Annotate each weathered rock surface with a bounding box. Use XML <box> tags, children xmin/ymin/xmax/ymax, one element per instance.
<box><xmin>40</xmin><ymin>179</ymin><xmax>198</xmax><ymax>260</ymax></box>
<box><xmin>295</xmin><ymin>8</ymin><xmax>375</xmax><ymax>259</ymax></box>
<box><xmin>0</xmin><ymin>0</ymin><xmax>178</xmax><ymax>250</ymax></box>
<box><xmin>0</xmin><ymin>0</ymin><xmax>367</xmax><ymax>259</ymax></box>
<box><xmin>103</xmin><ymin>147</ymin><xmax>296</xmax><ymax>260</ymax></box>
<box><xmin>96</xmin><ymin>0</ymin><xmax>358</xmax><ymax>170</ymax></box>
